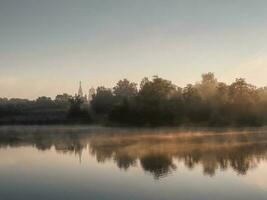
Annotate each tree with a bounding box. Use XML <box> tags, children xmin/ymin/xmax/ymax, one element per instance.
<box><xmin>196</xmin><ymin>72</ymin><xmax>218</xmax><ymax>100</ymax></box>
<box><xmin>55</xmin><ymin>93</ymin><xmax>72</xmax><ymax>103</ymax></box>
<box><xmin>257</xmin><ymin>87</ymin><xmax>267</xmax><ymax>122</ymax></box>
<box><xmin>229</xmin><ymin>78</ymin><xmax>258</xmax><ymax>104</ymax></box>
<box><xmin>136</xmin><ymin>76</ymin><xmax>181</xmax><ymax>125</ymax></box>
<box><xmin>91</xmin><ymin>87</ymin><xmax>115</xmax><ymax>114</ymax></box>
<box><xmin>195</xmin><ymin>73</ymin><xmax>220</xmax><ymax>124</ymax></box>
<box><xmin>228</xmin><ymin>78</ymin><xmax>260</xmax><ymax>125</ymax></box>
<box><xmin>113</xmin><ymin>79</ymin><xmax>137</xmax><ymax>100</ymax></box>
<box><xmin>36</xmin><ymin>96</ymin><xmax>53</xmax><ymax>104</ymax></box>
<box><xmin>68</xmin><ymin>96</ymin><xmax>90</xmax><ymax>120</ymax></box>
<box><xmin>208</xmin><ymin>82</ymin><xmax>231</xmax><ymax>125</ymax></box>
<box><xmin>182</xmin><ymin>84</ymin><xmax>203</xmax><ymax>123</ymax></box>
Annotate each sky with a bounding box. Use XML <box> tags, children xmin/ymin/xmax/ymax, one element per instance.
<box><xmin>1</xmin><ymin>0</ymin><xmax>267</xmax><ymax>99</ymax></box>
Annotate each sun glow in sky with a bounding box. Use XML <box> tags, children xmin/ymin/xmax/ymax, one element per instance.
<box><xmin>1</xmin><ymin>0</ymin><xmax>267</xmax><ymax>99</ymax></box>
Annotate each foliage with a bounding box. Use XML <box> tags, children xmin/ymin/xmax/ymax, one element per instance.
<box><xmin>100</xmin><ymin>74</ymin><xmax>267</xmax><ymax>126</ymax></box>
<box><xmin>68</xmin><ymin>96</ymin><xmax>87</xmax><ymax>118</ymax></box>
<box><xmin>1</xmin><ymin>73</ymin><xmax>267</xmax><ymax>126</ymax></box>
<box><xmin>113</xmin><ymin>79</ymin><xmax>138</xmax><ymax>99</ymax></box>
<box><xmin>91</xmin><ymin>87</ymin><xmax>115</xmax><ymax>114</ymax></box>
<box><xmin>0</xmin><ymin>93</ymin><xmax>90</xmax><ymax>124</ymax></box>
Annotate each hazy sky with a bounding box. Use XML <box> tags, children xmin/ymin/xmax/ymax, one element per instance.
<box><xmin>1</xmin><ymin>0</ymin><xmax>267</xmax><ymax>99</ymax></box>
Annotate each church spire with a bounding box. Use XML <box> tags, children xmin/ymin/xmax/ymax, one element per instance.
<box><xmin>78</xmin><ymin>81</ymin><xmax>83</xmax><ymax>97</ymax></box>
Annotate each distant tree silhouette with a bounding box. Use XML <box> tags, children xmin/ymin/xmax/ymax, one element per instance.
<box><xmin>68</xmin><ymin>96</ymin><xmax>91</xmax><ymax>122</ymax></box>
<box><xmin>1</xmin><ymin>72</ymin><xmax>267</xmax><ymax>126</ymax></box>
<box><xmin>112</xmin><ymin>74</ymin><xmax>266</xmax><ymax>126</ymax></box>
<box><xmin>113</xmin><ymin>79</ymin><xmax>138</xmax><ymax>100</ymax></box>
<box><xmin>55</xmin><ymin>93</ymin><xmax>72</xmax><ymax>103</ymax></box>
<box><xmin>110</xmin><ymin>79</ymin><xmax>138</xmax><ymax>124</ymax></box>
<box><xmin>136</xmin><ymin>76</ymin><xmax>178</xmax><ymax>125</ymax></box>
<box><xmin>91</xmin><ymin>87</ymin><xmax>115</xmax><ymax>114</ymax></box>
<box><xmin>0</xmin><ymin>95</ymin><xmax>72</xmax><ymax>124</ymax></box>
<box><xmin>228</xmin><ymin>78</ymin><xmax>260</xmax><ymax>125</ymax></box>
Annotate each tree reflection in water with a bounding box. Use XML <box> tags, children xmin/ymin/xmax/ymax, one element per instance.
<box><xmin>140</xmin><ymin>154</ymin><xmax>176</xmax><ymax>179</ymax></box>
<box><xmin>0</xmin><ymin>127</ymin><xmax>267</xmax><ymax>179</ymax></box>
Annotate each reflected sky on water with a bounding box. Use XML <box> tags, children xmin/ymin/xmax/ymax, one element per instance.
<box><xmin>0</xmin><ymin>126</ymin><xmax>267</xmax><ymax>200</ymax></box>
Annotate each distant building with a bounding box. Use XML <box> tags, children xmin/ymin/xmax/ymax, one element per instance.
<box><xmin>75</xmin><ymin>81</ymin><xmax>93</xmax><ymax>103</ymax></box>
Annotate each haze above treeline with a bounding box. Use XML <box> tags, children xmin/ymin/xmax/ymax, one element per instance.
<box><xmin>0</xmin><ymin>73</ymin><xmax>267</xmax><ymax>126</ymax></box>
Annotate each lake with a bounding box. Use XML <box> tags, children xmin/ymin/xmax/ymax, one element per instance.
<box><xmin>0</xmin><ymin>126</ymin><xmax>267</xmax><ymax>200</ymax></box>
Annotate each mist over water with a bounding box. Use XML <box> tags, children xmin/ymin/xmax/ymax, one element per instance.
<box><xmin>0</xmin><ymin>126</ymin><xmax>267</xmax><ymax>200</ymax></box>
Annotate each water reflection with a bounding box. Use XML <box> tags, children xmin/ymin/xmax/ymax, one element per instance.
<box><xmin>1</xmin><ymin>126</ymin><xmax>267</xmax><ymax>179</ymax></box>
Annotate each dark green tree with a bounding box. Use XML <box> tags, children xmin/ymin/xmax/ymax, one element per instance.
<box><xmin>91</xmin><ymin>87</ymin><xmax>115</xmax><ymax>114</ymax></box>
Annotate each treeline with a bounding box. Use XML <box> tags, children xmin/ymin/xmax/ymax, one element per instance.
<box><xmin>1</xmin><ymin>73</ymin><xmax>267</xmax><ymax>126</ymax></box>
<box><xmin>0</xmin><ymin>94</ymin><xmax>72</xmax><ymax>124</ymax></box>
<box><xmin>90</xmin><ymin>73</ymin><xmax>267</xmax><ymax>126</ymax></box>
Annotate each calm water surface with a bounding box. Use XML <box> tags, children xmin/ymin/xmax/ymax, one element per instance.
<box><xmin>0</xmin><ymin>126</ymin><xmax>267</xmax><ymax>200</ymax></box>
